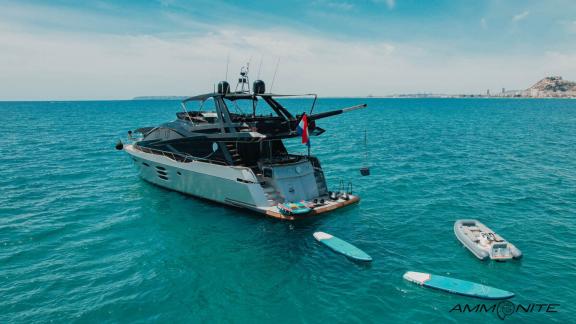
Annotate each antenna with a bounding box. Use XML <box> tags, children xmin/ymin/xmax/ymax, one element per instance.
<box><xmin>270</xmin><ymin>57</ymin><xmax>281</xmax><ymax>93</ymax></box>
<box><xmin>257</xmin><ymin>56</ymin><xmax>263</xmax><ymax>79</ymax></box>
<box><xmin>225</xmin><ymin>53</ymin><xmax>230</xmax><ymax>81</ymax></box>
<box><xmin>235</xmin><ymin>62</ymin><xmax>251</xmax><ymax>93</ymax></box>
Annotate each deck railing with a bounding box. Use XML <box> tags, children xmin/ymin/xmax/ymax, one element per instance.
<box><xmin>133</xmin><ymin>144</ymin><xmax>228</xmax><ymax>166</ymax></box>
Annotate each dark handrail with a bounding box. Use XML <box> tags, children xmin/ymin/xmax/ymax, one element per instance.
<box><xmin>133</xmin><ymin>145</ymin><xmax>228</xmax><ymax>166</ymax></box>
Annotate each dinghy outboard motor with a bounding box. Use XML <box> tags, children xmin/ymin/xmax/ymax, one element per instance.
<box><xmin>217</xmin><ymin>81</ymin><xmax>230</xmax><ymax>94</ymax></box>
<box><xmin>253</xmin><ymin>80</ymin><xmax>265</xmax><ymax>94</ymax></box>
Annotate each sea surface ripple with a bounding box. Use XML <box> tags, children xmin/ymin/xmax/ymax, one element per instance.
<box><xmin>1</xmin><ymin>98</ymin><xmax>575</xmax><ymax>323</ymax></box>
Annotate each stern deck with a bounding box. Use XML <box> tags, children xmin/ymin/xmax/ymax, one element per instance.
<box><xmin>262</xmin><ymin>195</ymin><xmax>360</xmax><ymax>220</ymax></box>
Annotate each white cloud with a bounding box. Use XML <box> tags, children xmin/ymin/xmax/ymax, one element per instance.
<box><xmin>544</xmin><ymin>51</ymin><xmax>576</xmax><ymax>71</ymax></box>
<box><xmin>512</xmin><ymin>11</ymin><xmax>530</xmax><ymax>22</ymax></box>
<box><xmin>313</xmin><ymin>0</ymin><xmax>354</xmax><ymax>11</ymax></box>
<box><xmin>371</xmin><ymin>0</ymin><xmax>394</xmax><ymax>9</ymax></box>
<box><xmin>564</xmin><ymin>20</ymin><xmax>576</xmax><ymax>33</ymax></box>
<box><xmin>0</xmin><ymin>3</ymin><xmax>575</xmax><ymax>100</ymax></box>
<box><xmin>1</xmin><ymin>23</ymin><xmax>575</xmax><ymax>100</ymax></box>
<box><xmin>92</xmin><ymin>1</ymin><xmax>119</xmax><ymax>11</ymax></box>
<box><xmin>0</xmin><ymin>26</ymin><xmax>398</xmax><ymax>100</ymax></box>
<box><xmin>480</xmin><ymin>18</ymin><xmax>487</xmax><ymax>29</ymax></box>
<box><xmin>157</xmin><ymin>0</ymin><xmax>175</xmax><ymax>6</ymax></box>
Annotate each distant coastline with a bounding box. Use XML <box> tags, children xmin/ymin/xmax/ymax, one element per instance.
<box><xmin>132</xmin><ymin>95</ymin><xmax>576</xmax><ymax>100</ymax></box>
<box><xmin>369</xmin><ymin>76</ymin><xmax>576</xmax><ymax>99</ymax></box>
<box><xmin>133</xmin><ymin>76</ymin><xmax>576</xmax><ymax>100</ymax></box>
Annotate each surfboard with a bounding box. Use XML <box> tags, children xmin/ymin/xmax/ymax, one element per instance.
<box><xmin>313</xmin><ymin>232</ymin><xmax>372</xmax><ymax>262</ymax></box>
<box><xmin>403</xmin><ymin>271</ymin><xmax>514</xmax><ymax>300</ymax></box>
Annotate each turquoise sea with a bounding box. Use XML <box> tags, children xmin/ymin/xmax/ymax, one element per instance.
<box><xmin>1</xmin><ymin>98</ymin><xmax>575</xmax><ymax>323</ymax></box>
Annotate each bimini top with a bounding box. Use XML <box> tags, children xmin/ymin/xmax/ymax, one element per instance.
<box><xmin>182</xmin><ymin>92</ymin><xmax>316</xmax><ymax>103</ymax></box>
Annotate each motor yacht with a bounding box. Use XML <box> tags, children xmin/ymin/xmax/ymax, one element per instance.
<box><xmin>119</xmin><ymin>67</ymin><xmax>366</xmax><ymax>220</ymax></box>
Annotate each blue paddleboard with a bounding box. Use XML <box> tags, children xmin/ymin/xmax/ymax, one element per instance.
<box><xmin>403</xmin><ymin>271</ymin><xmax>514</xmax><ymax>300</ymax></box>
<box><xmin>313</xmin><ymin>232</ymin><xmax>372</xmax><ymax>262</ymax></box>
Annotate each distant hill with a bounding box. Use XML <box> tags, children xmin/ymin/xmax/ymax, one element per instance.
<box><xmin>524</xmin><ymin>76</ymin><xmax>576</xmax><ymax>98</ymax></box>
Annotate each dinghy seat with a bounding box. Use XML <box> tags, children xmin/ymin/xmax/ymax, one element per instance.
<box><xmin>462</xmin><ymin>228</ymin><xmax>480</xmax><ymax>242</ymax></box>
<box><xmin>492</xmin><ymin>233</ymin><xmax>505</xmax><ymax>242</ymax></box>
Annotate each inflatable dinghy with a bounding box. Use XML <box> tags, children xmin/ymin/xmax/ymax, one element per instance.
<box><xmin>454</xmin><ymin>219</ymin><xmax>522</xmax><ymax>261</ymax></box>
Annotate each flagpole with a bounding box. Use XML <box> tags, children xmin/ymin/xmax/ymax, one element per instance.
<box><xmin>298</xmin><ymin>112</ymin><xmax>311</xmax><ymax>157</ymax></box>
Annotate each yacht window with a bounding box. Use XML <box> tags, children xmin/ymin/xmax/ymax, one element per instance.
<box><xmin>224</xmin><ymin>98</ymin><xmax>276</xmax><ymax>118</ymax></box>
<box><xmin>198</xmin><ymin>98</ymin><xmax>217</xmax><ymax>112</ymax></box>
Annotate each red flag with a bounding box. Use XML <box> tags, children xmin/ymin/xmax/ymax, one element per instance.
<box><xmin>297</xmin><ymin>114</ymin><xmax>310</xmax><ymax>147</ymax></box>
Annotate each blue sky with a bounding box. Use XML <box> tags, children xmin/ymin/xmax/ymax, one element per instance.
<box><xmin>1</xmin><ymin>0</ymin><xmax>575</xmax><ymax>99</ymax></box>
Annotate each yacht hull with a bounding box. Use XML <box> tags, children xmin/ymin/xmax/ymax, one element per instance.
<box><xmin>124</xmin><ymin>145</ymin><xmax>269</xmax><ymax>211</ymax></box>
<box><xmin>123</xmin><ymin>144</ymin><xmax>360</xmax><ymax>220</ymax></box>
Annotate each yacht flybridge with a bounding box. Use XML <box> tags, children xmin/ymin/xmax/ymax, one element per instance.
<box><xmin>119</xmin><ymin>67</ymin><xmax>366</xmax><ymax>220</ymax></box>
